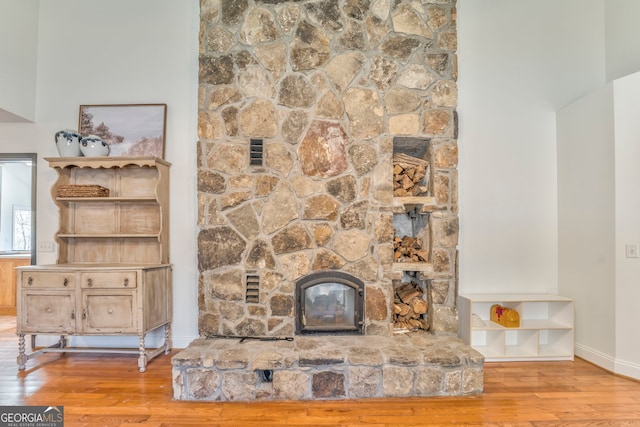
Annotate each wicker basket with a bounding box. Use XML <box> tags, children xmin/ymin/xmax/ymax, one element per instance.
<box><xmin>57</xmin><ymin>184</ymin><xmax>109</xmax><ymax>198</ymax></box>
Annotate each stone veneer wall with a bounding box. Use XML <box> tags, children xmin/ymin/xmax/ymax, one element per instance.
<box><xmin>197</xmin><ymin>0</ymin><xmax>459</xmax><ymax>338</ymax></box>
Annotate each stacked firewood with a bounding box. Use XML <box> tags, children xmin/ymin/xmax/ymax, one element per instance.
<box><xmin>393</xmin><ymin>153</ymin><xmax>429</xmax><ymax>197</ymax></box>
<box><xmin>393</xmin><ymin>281</ymin><xmax>429</xmax><ymax>332</ymax></box>
<box><xmin>394</xmin><ymin>236</ymin><xmax>429</xmax><ymax>263</ymax></box>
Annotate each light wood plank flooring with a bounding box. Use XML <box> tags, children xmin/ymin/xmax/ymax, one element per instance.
<box><xmin>1</xmin><ymin>315</ymin><xmax>640</xmax><ymax>426</ymax></box>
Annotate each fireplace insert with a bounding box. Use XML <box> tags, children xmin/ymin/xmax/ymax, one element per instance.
<box><xmin>295</xmin><ymin>271</ymin><xmax>364</xmax><ymax>335</ymax></box>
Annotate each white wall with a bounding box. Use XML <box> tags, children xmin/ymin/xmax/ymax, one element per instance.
<box><xmin>459</xmin><ymin>0</ymin><xmax>640</xmax><ymax>378</ymax></box>
<box><xmin>457</xmin><ymin>0</ymin><xmax>607</xmax><ymax>295</ymax></box>
<box><xmin>0</xmin><ymin>0</ymin><xmax>200</xmax><ymax>347</ymax></box>
<box><xmin>0</xmin><ymin>0</ymin><xmax>38</xmax><ymax>122</ymax></box>
<box><xmin>605</xmin><ymin>0</ymin><xmax>640</xmax><ymax>82</ymax></box>
<box><xmin>557</xmin><ymin>85</ymin><xmax>616</xmax><ymax>370</ymax></box>
<box><xmin>612</xmin><ymin>72</ymin><xmax>640</xmax><ymax>377</ymax></box>
<box><xmin>557</xmin><ymin>72</ymin><xmax>640</xmax><ymax>379</ymax></box>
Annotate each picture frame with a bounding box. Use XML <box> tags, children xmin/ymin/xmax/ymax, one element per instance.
<box><xmin>78</xmin><ymin>104</ymin><xmax>167</xmax><ymax>158</ymax></box>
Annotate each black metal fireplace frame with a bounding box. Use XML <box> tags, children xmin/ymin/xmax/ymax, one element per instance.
<box><xmin>295</xmin><ymin>270</ymin><xmax>365</xmax><ymax>335</ymax></box>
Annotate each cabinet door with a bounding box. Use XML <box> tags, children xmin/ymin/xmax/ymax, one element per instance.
<box><xmin>81</xmin><ymin>290</ymin><xmax>137</xmax><ymax>334</ymax></box>
<box><xmin>20</xmin><ymin>291</ymin><xmax>75</xmax><ymax>333</ymax></box>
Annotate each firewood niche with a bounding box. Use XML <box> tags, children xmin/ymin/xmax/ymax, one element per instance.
<box><xmin>393</xmin><ymin>153</ymin><xmax>429</xmax><ymax>197</ymax></box>
<box><xmin>393</xmin><ymin>278</ymin><xmax>429</xmax><ymax>333</ymax></box>
<box><xmin>391</xmin><ymin>138</ymin><xmax>434</xmax><ymax>333</ymax></box>
<box><xmin>392</xmin><ymin>150</ymin><xmax>433</xmax><ymax>272</ymax></box>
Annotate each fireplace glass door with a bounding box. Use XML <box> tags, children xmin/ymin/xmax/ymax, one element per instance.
<box><xmin>296</xmin><ymin>271</ymin><xmax>364</xmax><ymax>335</ymax></box>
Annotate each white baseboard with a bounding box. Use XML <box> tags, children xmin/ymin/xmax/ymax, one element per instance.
<box><xmin>575</xmin><ymin>343</ymin><xmax>616</xmax><ymax>371</ymax></box>
<box><xmin>614</xmin><ymin>358</ymin><xmax>640</xmax><ymax>380</ymax></box>
<box><xmin>575</xmin><ymin>343</ymin><xmax>640</xmax><ymax>380</ymax></box>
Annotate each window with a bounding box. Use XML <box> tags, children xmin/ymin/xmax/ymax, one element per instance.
<box><xmin>12</xmin><ymin>205</ymin><xmax>31</xmax><ymax>251</ymax></box>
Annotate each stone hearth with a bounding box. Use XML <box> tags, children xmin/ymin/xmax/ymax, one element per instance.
<box><xmin>173</xmin><ymin>0</ymin><xmax>479</xmax><ymax>401</ymax></box>
<box><xmin>172</xmin><ymin>334</ymin><xmax>483</xmax><ymax>401</ymax></box>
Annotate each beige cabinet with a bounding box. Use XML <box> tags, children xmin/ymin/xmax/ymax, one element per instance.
<box><xmin>16</xmin><ymin>157</ymin><xmax>171</xmax><ymax>372</ymax></box>
<box><xmin>19</xmin><ymin>270</ymin><xmax>75</xmax><ymax>334</ymax></box>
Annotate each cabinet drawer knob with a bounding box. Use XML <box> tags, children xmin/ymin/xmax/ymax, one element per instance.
<box><xmin>108</xmin><ymin>309</ymin><xmax>114</xmax><ymax>314</ymax></box>
<box><xmin>63</xmin><ymin>278</ymin><xmax>69</xmax><ymax>287</ymax></box>
<box><xmin>123</xmin><ymin>278</ymin><xmax>129</xmax><ymax>287</ymax></box>
<box><xmin>87</xmin><ymin>278</ymin><xmax>93</xmax><ymax>287</ymax></box>
<box><xmin>46</xmin><ymin>307</ymin><xmax>52</xmax><ymax>313</ymax></box>
<box><xmin>27</xmin><ymin>277</ymin><xmax>33</xmax><ymax>286</ymax></box>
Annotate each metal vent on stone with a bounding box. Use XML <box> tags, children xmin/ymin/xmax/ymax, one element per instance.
<box><xmin>246</xmin><ymin>272</ymin><xmax>260</xmax><ymax>303</ymax></box>
<box><xmin>249</xmin><ymin>139</ymin><xmax>263</xmax><ymax>166</ymax></box>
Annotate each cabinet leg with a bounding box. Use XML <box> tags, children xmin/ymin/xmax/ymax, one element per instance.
<box><xmin>17</xmin><ymin>334</ymin><xmax>27</xmax><ymax>370</ymax></box>
<box><xmin>138</xmin><ymin>335</ymin><xmax>147</xmax><ymax>373</ymax></box>
<box><xmin>164</xmin><ymin>323</ymin><xmax>171</xmax><ymax>355</ymax></box>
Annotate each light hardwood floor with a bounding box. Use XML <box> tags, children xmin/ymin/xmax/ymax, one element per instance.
<box><xmin>1</xmin><ymin>315</ymin><xmax>640</xmax><ymax>426</ymax></box>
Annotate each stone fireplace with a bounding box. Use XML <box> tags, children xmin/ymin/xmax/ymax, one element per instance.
<box><xmin>172</xmin><ymin>0</ymin><xmax>483</xmax><ymax>401</ymax></box>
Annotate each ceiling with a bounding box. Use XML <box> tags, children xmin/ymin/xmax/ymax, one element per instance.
<box><xmin>0</xmin><ymin>108</ymin><xmax>31</xmax><ymax>123</ymax></box>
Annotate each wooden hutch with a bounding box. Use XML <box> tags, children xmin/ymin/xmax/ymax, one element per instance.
<box><xmin>16</xmin><ymin>156</ymin><xmax>171</xmax><ymax>372</ymax></box>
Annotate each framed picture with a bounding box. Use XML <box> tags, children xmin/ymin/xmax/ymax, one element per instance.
<box><xmin>78</xmin><ymin>104</ymin><xmax>167</xmax><ymax>158</ymax></box>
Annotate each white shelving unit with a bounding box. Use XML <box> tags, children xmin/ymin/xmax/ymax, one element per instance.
<box><xmin>457</xmin><ymin>294</ymin><xmax>574</xmax><ymax>361</ymax></box>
